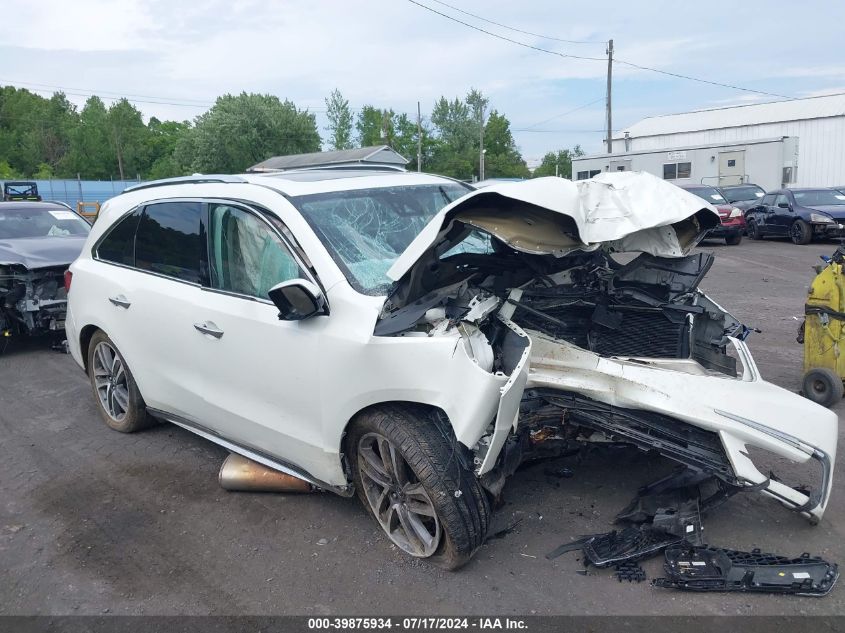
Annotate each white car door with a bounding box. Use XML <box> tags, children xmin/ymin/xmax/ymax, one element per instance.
<box><xmin>94</xmin><ymin>200</ymin><xmax>210</xmax><ymax>421</ymax></box>
<box><xmin>188</xmin><ymin>201</ymin><xmax>330</xmax><ymax>477</ymax></box>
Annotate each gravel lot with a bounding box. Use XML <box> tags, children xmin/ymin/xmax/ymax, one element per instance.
<box><xmin>2</xmin><ymin>238</ymin><xmax>844</xmax><ymax>616</ymax></box>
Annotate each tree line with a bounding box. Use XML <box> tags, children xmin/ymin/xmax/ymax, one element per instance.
<box><xmin>0</xmin><ymin>85</ymin><xmax>583</xmax><ymax>182</ymax></box>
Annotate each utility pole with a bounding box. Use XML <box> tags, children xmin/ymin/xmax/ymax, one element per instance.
<box><xmin>478</xmin><ymin>103</ymin><xmax>486</xmax><ymax>181</ymax></box>
<box><xmin>417</xmin><ymin>101</ymin><xmax>422</xmax><ymax>172</ymax></box>
<box><xmin>606</xmin><ymin>38</ymin><xmax>613</xmax><ymax>155</ymax></box>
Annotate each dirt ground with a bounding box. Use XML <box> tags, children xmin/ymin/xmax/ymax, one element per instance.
<box><xmin>1</xmin><ymin>237</ymin><xmax>844</xmax><ymax>616</ymax></box>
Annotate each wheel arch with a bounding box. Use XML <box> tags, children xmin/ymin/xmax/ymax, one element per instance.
<box><xmin>339</xmin><ymin>400</ymin><xmax>456</xmax><ymax>465</ymax></box>
<box><xmin>79</xmin><ymin>323</ymin><xmax>102</xmax><ymax>372</ymax></box>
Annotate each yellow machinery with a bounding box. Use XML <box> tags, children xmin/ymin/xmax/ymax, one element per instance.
<box><xmin>801</xmin><ymin>247</ymin><xmax>845</xmax><ymax>407</ymax></box>
<box><xmin>76</xmin><ymin>201</ymin><xmax>100</xmax><ymax>222</ymax></box>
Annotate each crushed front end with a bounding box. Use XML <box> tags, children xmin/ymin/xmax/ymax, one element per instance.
<box><xmin>0</xmin><ymin>264</ymin><xmax>68</xmax><ymax>337</ymax></box>
<box><xmin>379</xmin><ymin>174</ymin><xmax>838</xmax><ymax>523</ymax></box>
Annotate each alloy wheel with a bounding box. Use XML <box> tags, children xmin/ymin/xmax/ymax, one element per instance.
<box><xmin>357</xmin><ymin>432</ymin><xmax>441</xmax><ymax>557</ymax></box>
<box><xmin>92</xmin><ymin>341</ymin><xmax>129</xmax><ymax>421</ymax></box>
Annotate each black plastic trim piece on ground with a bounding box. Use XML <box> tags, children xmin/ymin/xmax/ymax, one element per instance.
<box><xmin>653</xmin><ymin>545</ymin><xmax>839</xmax><ymax>596</ymax></box>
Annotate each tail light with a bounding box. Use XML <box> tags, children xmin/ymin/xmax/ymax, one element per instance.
<box><xmin>64</xmin><ymin>269</ymin><xmax>73</xmax><ymax>292</ymax></box>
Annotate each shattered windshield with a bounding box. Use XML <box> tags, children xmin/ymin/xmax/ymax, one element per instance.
<box><xmin>293</xmin><ymin>183</ymin><xmax>470</xmax><ymax>295</ymax></box>
<box><xmin>0</xmin><ymin>207</ymin><xmax>90</xmax><ymax>239</ymax></box>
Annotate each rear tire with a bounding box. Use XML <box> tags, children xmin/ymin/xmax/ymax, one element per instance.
<box><xmin>747</xmin><ymin>220</ymin><xmax>763</xmax><ymax>240</ymax></box>
<box><xmin>725</xmin><ymin>232</ymin><xmax>743</xmax><ymax>246</ymax></box>
<box><xmin>802</xmin><ymin>368</ymin><xmax>844</xmax><ymax>408</ymax></box>
<box><xmin>348</xmin><ymin>405</ymin><xmax>491</xmax><ymax>570</ymax></box>
<box><xmin>790</xmin><ymin>219</ymin><xmax>813</xmax><ymax>245</ymax></box>
<box><xmin>87</xmin><ymin>330</ymin><xmax>153</xmax><ymax>433</ymax></box>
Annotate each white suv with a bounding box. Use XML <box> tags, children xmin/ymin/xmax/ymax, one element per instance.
<box><xmin>66</xmin><ymin>169</ymin><xmax>837</xmax><ymax>569</ymax></box>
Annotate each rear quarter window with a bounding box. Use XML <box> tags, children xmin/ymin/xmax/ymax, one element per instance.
<box><xmin>96</xmin><ymin>210</ymin><xmax>142</xmax><ymax>265</ymax></box>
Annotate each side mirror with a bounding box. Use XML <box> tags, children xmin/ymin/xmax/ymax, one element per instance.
<box><xmin>267</xmin><ymin>279</ymin><xmax>328</xmax><ymax>321</ymax></box>
<box><xmin>777</xmin><ymin>202</ymin><xmax>790</xmax><ymax>209</ymax></box>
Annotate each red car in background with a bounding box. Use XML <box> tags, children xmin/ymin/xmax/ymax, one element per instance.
<box><xmin>678</xmin><ymin>184</ymin><xmax>746</xmax><ymax>245</ymax></box>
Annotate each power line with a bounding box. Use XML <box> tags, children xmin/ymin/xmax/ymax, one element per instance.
<box><xmin>518</xmin><ymin>96</ymin><xmax>604</xmax><ymax>130</ymax></box>
<box><xmin>405</xmin><ymin>0</ymin><xmax>606</xmax><ymax>62</ymax></box>
<box><xmin>1</xmin><ymin>79</ymin><xmax>333</xmax><ymax>112</ymax></box>
<box><xmin>512</xmin><ymin>128</ymin><xmax>607</xmax><ymax>133</ymax></box>
<box><xmin>407</xmin><ymin>0</ymin><xmax>792</xmax><ymax>99</ymax></box>
<box><xmin>0</xmin><ymin>78</ymin><xmax>214</xmax><ymax>108</ymax></box>
<box><xmin>427</xmin><ymin>0</ymin><xmax>602</xmax><ymax>44</ymax></box>
<box><xmin>612</xmin><ymin>60</ymin><xmax>790</xmax><ymax>99</ymax></box>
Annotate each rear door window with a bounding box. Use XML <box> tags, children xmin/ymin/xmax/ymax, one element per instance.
<box><xmin>134</xmin><ymin>201</ymin><xmax>203</xmax><ymax>283</ymax></box>
<box><xmin>207</xmin><ymin>203</ymin><xmax>304</xmax><ymax>300</ymax></box>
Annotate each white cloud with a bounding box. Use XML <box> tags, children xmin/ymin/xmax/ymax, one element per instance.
<box><xmin>0</xmin><ymin>0</ymin><xmax>843</xmax><ymax>157</ymax></box>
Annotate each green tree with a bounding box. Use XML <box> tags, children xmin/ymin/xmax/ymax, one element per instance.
<box><xmin>106</xmin><ymin>98</ymin><xmax>148</xmax><ymax>180</ymax></box>
<box><xmin>482</xmin><ymin>110</ymin><xmax>529</xmax><ymax>178</ymax></box>
<box><xmin>178</xmin><ymin>92</ymin><xmax>321</xmax><ymax>173</ymax></box>
<box><xmin>427</xmin><ymin>89</ymin><xmax>528</xmax><ymax>180</ymax></box>
<box><xmin>0</xmin><ymin>87</ymin><xmax>77</xmax><ymax>177</ymax></box>
<box><xmin>141</xmin><ymin>117</ymin><xmax>191</xmax><ymax>179</ymax></box>
<box><xmin>325</xmin><ymin>89</ymin><xmax>353</xmax><ymax>150</ymax></box>
<box><xmin>356</xmin><ymin>105</ymin><xmax>396</xmax><ymax>147</ymax></box>
<box><xmin>0</xmin><ymin>160</ymin><xmax>20</xmax><ymax>179</ymax></box>
<box><xmin>532</xmin><ymin>144</ymin><xmax>585</xmax><ymax>179</ymax></box>
<box><xmin>65</xmin><ymin>96</ymin><xmax>112</xmax><ymax>179</ymax></box>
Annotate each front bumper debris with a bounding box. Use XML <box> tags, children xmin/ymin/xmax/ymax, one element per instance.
<box><xmin>654</xmin><ymin>545</ymin><xmax>839</xmax><ymax>596</ymax></box>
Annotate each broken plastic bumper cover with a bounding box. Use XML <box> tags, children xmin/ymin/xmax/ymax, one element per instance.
<box><xmin>654</xmin><ymin>545</ymin><xmax>839</xmax><ymax>596</ymax></box>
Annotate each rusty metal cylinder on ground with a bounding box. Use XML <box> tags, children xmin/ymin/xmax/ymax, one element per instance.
<box><xmin>218</xmin><ymin>453</ymin><xmax>314</xmax><ymax>493</ymax></box>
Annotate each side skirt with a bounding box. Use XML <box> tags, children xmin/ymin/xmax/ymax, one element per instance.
<box><xmin>147</xmin><ymin>408</ymin><xmax>354</xmax><ymax>497</ymax></box>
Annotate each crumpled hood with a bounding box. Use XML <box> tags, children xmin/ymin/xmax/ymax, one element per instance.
<box><xmin>387</xmin><ymin>172</ymin><xmax>720</xmax><ymax>282</ymax></box>
<box><xmin>0</xmin><ymin>236</ymin><xmax>87</xmax><ymax>269</ymax></box>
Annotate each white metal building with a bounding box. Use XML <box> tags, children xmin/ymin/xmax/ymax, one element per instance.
<box><xmin>572</xmin><ymin>93</ymin><xmax>845</xmax><ymax>191</ymax></box>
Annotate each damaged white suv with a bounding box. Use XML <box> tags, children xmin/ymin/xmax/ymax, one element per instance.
<box><xmin>66</xmin><ymin>169</ymin><xmax>837</xmax><ymax>569</ymax></box>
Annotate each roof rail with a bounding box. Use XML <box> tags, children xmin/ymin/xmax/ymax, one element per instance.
<box><xmin>257</xmin><ymin>164</ymin><xmax>407</xmax><ymax>174</ymax></box>
<box><xmin>123</xmin><ymin>174</ymin><xmax>247</xmax><ymax>193</ymax></box>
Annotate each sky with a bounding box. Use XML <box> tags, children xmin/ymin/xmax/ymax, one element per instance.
<box><xmin>1</xmin><ymin>0</ymin><xmax>844</xmax><ymax>167</ymax></box>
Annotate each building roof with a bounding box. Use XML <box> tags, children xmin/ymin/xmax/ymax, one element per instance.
<box><xmin>621</xmin><ymin>92</ymin><xmax>845</xmax><ymax>138</ymax></box>
<box><xmin>248</xmin><ymin>145</ymin><xmax>409</xmax><ymax>172</ymax></box>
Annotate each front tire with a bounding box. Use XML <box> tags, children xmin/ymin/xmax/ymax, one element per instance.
<box><xmin>725</xmin><ymin>232</ymin><xmax>743</xmax><ymax>246</ymax></box>
<box><xmin>87</xmin><ymin>330</ymin><xmax>153</xmax><ymax>433</ymax></box>
<box><xmin>348</xmin><ymin>405</ymin><xmax>491</xmax><ymax>570</ymax></box>
<box><xmin>747</xmin><ymin>219</ymin><xmax>763</xmax><ymax>240</ymax></box>
<box><xmin>790</xmin><ymin>219</ymin><xmax>813</xmax><ymax>245</ymax></box>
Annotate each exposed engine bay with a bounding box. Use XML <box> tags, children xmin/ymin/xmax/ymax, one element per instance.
<box><xmin>0</xmin><ymin>264</ymin><xmax>68</xmax><ymax>336</ymax></box>
<box><xmin>375</xmin><ymin>174</ymin><xmax>837</xmax><ymax>523</ymax></box>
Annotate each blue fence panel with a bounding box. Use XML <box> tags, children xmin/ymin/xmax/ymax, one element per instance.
<box><xmin>33</xmin><ymin>179</ymin><xmax>144</xmax><ymax>209</ymax></box>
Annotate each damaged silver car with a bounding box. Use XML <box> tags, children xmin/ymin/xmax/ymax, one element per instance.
<box><xmin>0</xmin><ymin>202</ymin><xmax>90</xmax><ymax>340</ymax></box>
<box><xmin>66</xmin><ymin>170</ymin><xmax>837</xmax><ymax>570</ymax></box>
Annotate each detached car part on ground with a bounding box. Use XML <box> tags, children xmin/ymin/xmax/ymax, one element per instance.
<box><xmin>0</xmin><ymin>202</ymin><xmax>90</xmax><ymax>339</ymax></box>
<box><xmin>66</xmin><ymin>170</ymin><xmax>837</xmax><ymax>570</ymax></box>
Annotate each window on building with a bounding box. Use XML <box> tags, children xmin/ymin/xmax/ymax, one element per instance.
<box><xmin>576</xmin><ymin>171</ymin><xmax>589</xmax><ymax>180</ymax></box>
<box><xmin>589</xmin><ymin>170</ymin><xmax>601</xmax><ymax>177</ymax></box>
<box><xmin>663</xmin><ymin>162</ymin><xmax>692</xmax><ymax>180</ymax></box>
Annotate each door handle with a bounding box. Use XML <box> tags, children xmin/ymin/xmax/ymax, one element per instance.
<box><xmin>108</xmin><ymin>294</ymin><xmax>131</xmax><ymax>309</ymax></box>
<box><xmin>194</xmin><ymin>321</ymin><xmax>224</xmax><ymax>339</ymax></box>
